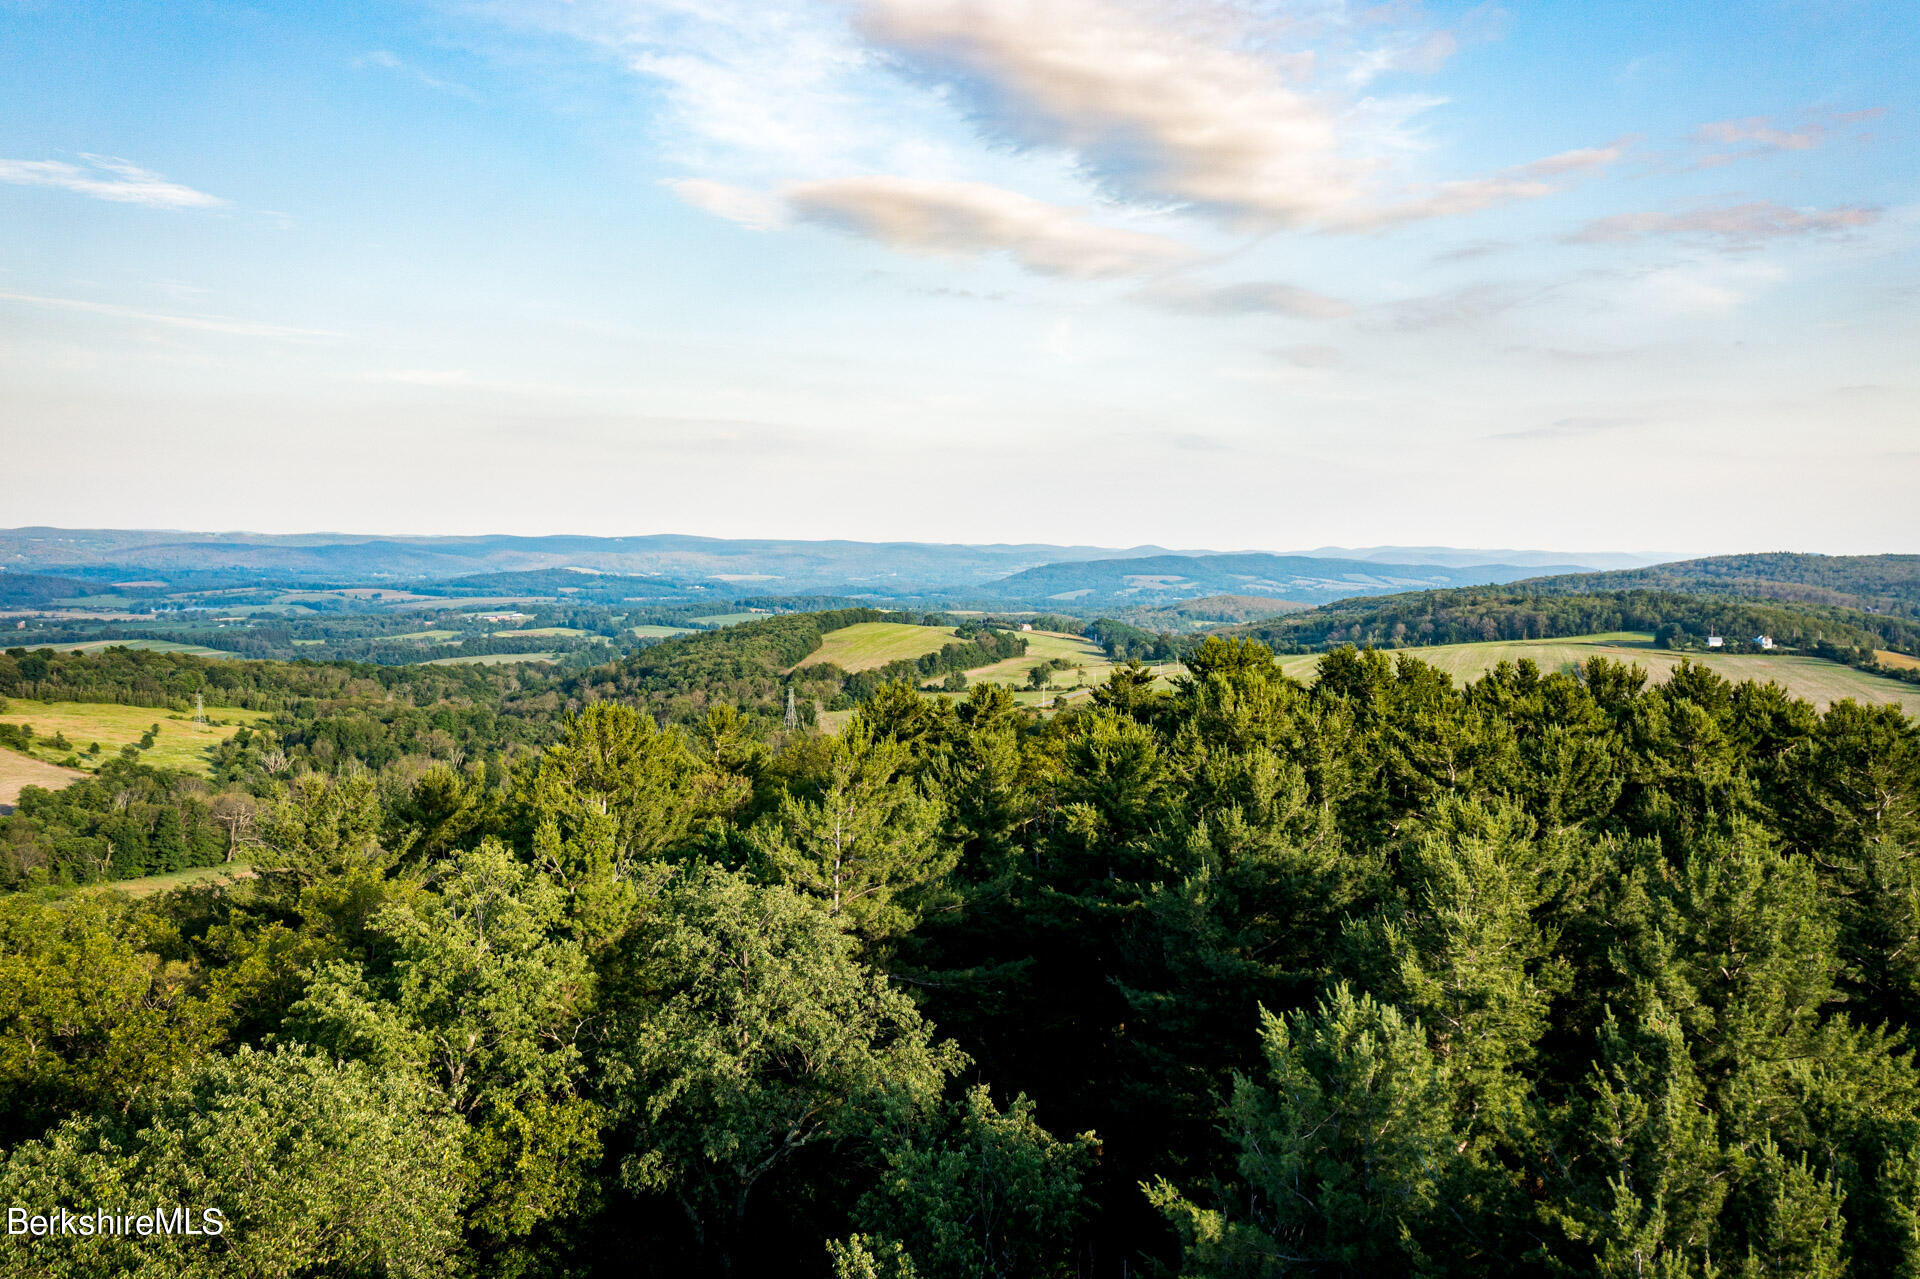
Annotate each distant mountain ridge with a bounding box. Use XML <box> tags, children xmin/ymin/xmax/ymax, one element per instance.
<box><xmin>0</xmin><ymin>528</ymin><xmax>1192</xmax><ymax>593</ymax></box>
<box><xmin>981</xmin><ymin>552</ymin><xmax>1590</xmax><ymax>606</ymax></box>
<box><xmin>0</xmin><ymin>528</ymin><xmax>1660</xmax><ymax>600</ymax></box>
<box><xmin>1293</xmin><ymin>545</ymin><xmax>1682</xmax><ymax>570</ymax></box>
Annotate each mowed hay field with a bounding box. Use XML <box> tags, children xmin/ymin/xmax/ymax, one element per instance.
<box><xmin>795</xmin><ymin>622</ymin><xmax>959</xmax><ymax>673</ymax></box>
<box><xmin>1275</xmin><ymin>633</ymin><xmax>1920</xmax><ymax>717</ymax></box>
<box><xmin>11</xmin><ymin>638</ymin><xmax>233</xmax><ymax>658</ymax></box>
<box><xmin>964</xmin><ymin>631</ymin><xmax>1174</xmax><ymax>709</ymax></box>
<box><xmin>0</xmin><ymin>699</ymin><xmax>275</xmax><ymax>776</ymax></box>
<box><xmin>0</xmin><ymin>749</ymin><xmax>85</xmax><ymax>811</ymax></box>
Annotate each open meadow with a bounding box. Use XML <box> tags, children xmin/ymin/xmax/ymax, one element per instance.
<box><xmin>9</xmin><ymin>638</ymin><xmax>233</xmax><ymax>658</ymax></box>
<box><xmin>423</xmin><ymin>651</ymin><xmax>558</xmax><ymax>666</ymax></box>
<box><xmin>0</xmin><ymin>698</ymin><xmax>274</xmax><ymax>775</ymax></box>
<box><xmin>795</xmin><ymin>621</ymin><xmax>960</xmax><ymax>672</ymax></box>
<box><xmin>966</xmin><ymin>630</ymin><xmax>1109</xmax><ymax>688</ymax></box>
<box><xmin>0</xmin><ymin>748</ymin><xmax>85</xmax><ymax>811</ymax></box>
<box><xmin>1274</xmin><ymin>633</ymin><xmax>1920</xmax><ymax>716</ymax></box>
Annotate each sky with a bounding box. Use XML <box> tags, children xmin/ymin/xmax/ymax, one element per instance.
<box><xmin>2</xmin><ymin>0</ymin><xmax>1915</xmax><ymax>554</ymax></box>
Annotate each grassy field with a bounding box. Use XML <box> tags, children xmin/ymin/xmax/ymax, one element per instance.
<box><xmin>389</xmin><ymin>629</ymin><xmax>463</xmax><ymax>642</ymax></box>
<box><xmin>0</xmin><ymin>747</ymin><xmax>85</xmax><ymax>811</ymax></box>
<box><xmin>9</xmin><ymin>638</ymin><xmax>233</xmax><ymax>658</ymax></box>
<box><xmin>1274</xmin><ymin>634</ymin><xmax>1920</xmax><ymax>717</ymax></box>
<box><xmin>691</xmin><ymin>612</ymin><xmax>765</xmax><ymax>627</ymax></box>
<box><xmin>73</xmin><ymin>862</ymin><xmax>258</xmax><ymax>897</ymax></box>
<box><xmin>0</xmin><ymin>699</ymin><xmax>275</xmax><ymax>775</ymax></box>
<box><xmin>493</xmin><ymin>626</ymin><xmax>590</xmax><ymax>638</ymax></box>
<box><xmin>795</xmin><ymin>622</ymin><xmax>960</xmax><ymax>673</ymax></box>
<box><xmin>422</xmin><ymin>652</ymin><xmax>558</xmax><ymax>666</ymax></box>
<box><xmin>631</xmin><ymin>624</ymin><xmax>694</xmax><ymax>638</ymax></box>
<box><xmin>1878</xmin><ymin>650</ymin><xmax>1920</xmax><ymax>672</ymax></box>
<box><xmin>967</xmin><ymin>631</ymin><xmax>1111</xmax><ymax>691</ymax></box>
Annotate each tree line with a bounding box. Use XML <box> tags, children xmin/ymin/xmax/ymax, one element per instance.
<box><xmin>1233</xmin><ymin>587</ymin><xmax>1920</xmax><ymax>655</ymax></box>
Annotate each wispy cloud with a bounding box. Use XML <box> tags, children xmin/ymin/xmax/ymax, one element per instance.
<box><xmin>1687</xmin><ymin>108</ymin><xmax>1883</xmax><ymax>168</ymax></box>
<box><xmin>677</xmin><ymin>175</ymin><xmax>1194</xmax><ymax>277</ymax></box>
<box><xmin>0</xmin><ymin>155</ymin><xmax>225</xmax><ymax>209</ymax></box>
<box><xmin>0</xmin><ymin>292</ymin><xmax>337</xmax><ymax>339</ymax></box>
<box><xmin>1383</xmin><ymin>282</ymin><xmax>1546</xmax><ymax>331</ymax></box>
<box><xmin>1567</xmin><ymin>201</ymin><xmax>1879</xmax><ymax>249</ymax></box>
<box><xmin>353</xmin><ymin>50</ymin><xmax>475</xmax><ymax>98</ymax></box>
<box><xmin>1138</xmin><ymin>280</ymin><xmax>1353</xmax><ymax>320</ymax></box>
<box><xmin>854</xmin><ymin>0</ymin><xmax>1618</xmax><ymax>232</ymax></box>
<box><xmin>664</xmin><ymin>178</ymin><xmax>788</xmax><ymax>230</ymax></box>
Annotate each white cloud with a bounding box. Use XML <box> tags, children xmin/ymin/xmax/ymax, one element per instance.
<box><xmin>0</xmin><ymin>154</ymin><xmax>226</xmax><ymax>209</ymax></box>
<box><xmin>0</xmin><ymin>292</ymin><xmax>336</xmax><ymax>338</ymax></box>
<box><xmin>854</xmin><ymin>0</ymin><xmax>1366</xmax><ymax>228</ymax></box>
<box><xmin>1569</xmin><ymin>201</ymin><xmax>1879</xmax><ymax>248</ymax></box>
<box><xmin>1697</xmin><ymin>116</ymin><xmax>1823</xmax><ymax>152</ymax></box>
<box><xmin>852</xmin><ymin>0</ymin><xmax>1615</xmax><ymax>232</ymax></box>
<box><xmin>663</xmin><ymin>178</ymin><xmax>787</xmax><ymax>230</ymax></box>
<box><xmin>784</xmin><ymin>176</ymin><xmax>1191</xmax><ymax>277</ymax></box>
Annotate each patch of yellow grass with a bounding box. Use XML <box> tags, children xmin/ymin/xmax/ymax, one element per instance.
<box><xmin>796</xmin><ymin>623</ymin><xmax>961</xmax><ymax>673</ymax></box>
<box><xmin>0</xmin><ymin>700</ymin><xmax>273</xmax><ymax>776</ymax></box>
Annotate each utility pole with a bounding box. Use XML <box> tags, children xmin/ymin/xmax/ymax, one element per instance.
<box><xmin>785</xmin><ymin>686</ymin><xmax>798</xmax><ymax>732</ymax></box>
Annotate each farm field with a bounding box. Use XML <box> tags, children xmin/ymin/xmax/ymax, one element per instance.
<box><xmin>81</xmin><ymin>862</ymin><xmax>257</xmax><ymax>898</ymax></box>
<box><xmin>796</xmin><ymin>622</ymin><xmax>959</xmax><ymax>673</ymax></box>
<box><xmin>0</xmin><ymin>748</ymin><xmax>85</xmax><ymax>811</ymax></box>
<box><xmin>8</xmin><ymin>638</ymin><xmax>233</xmax><ymax>658</ymax></box>
<box><xmin>390</xmin><ymin>629</ymin><xmax>463</xmax><ymax>642</ymax></box>
<box><xmin>1273</xmin><ymin>634</ymin><xmax>1920</xmax><ymax>716</ymax></box>
<box><xmin>631</xmin><ymin>624</ymin><xmax>694</xmax><ymax>638</ymax></box>
<box><xmin>691</xmin><ymin>612</ymin><xmax>765</xmax><ymax>627</ymax></box>
<box><xmin>0</xmin><ymin>699</ymin><xmax>274</xmax><ymax>775</ymax></box>
<box><xmin>423</xmin><ymin>651</ymin><xmax>558</xmax><ymax>666</ymax></box>
<box><xmin>1878</xmin><ymin>650</ymin><xmax>1920</xmax><ymax>672</ymax></box>
<box><xmin>967</xmin><ymin>630</ymin><xmax>1110</xmax><ymax>691</ymax></box>
<box><xmin>492</xmin><ymin>626</ymin><xmax>590</xmax><ymax>638</ymax></box>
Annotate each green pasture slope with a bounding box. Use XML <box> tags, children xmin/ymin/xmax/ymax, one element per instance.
<box><xmin>0</xmin><ymin>698</ymin><xmax>274</xmax><ymax>775</ymax></box>
<box><xmin>9</xmin><ymin>638</ymin><xmax>233</xmax><ymax>658</ymax></box>
<box><xmin>796</xmin><ymin>622</ymin><xmax>961</xmax><ymax>672</ymax></box>
<box><xmin>1275</xmin><ymin>632</ymin><xmax>1920</xmax><ymax>716</ymax></box>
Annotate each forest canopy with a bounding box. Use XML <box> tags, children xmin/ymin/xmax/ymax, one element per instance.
<box><xmin>1</xmin><ymin>625</ymin><xmax>1918</xmax><ymax>1276</ymax></box>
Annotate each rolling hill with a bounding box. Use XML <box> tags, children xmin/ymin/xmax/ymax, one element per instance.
<box><xmin>982</xmin><ymin>553</ymin><xmax>1587</xmax><ymax>607</ymax></box>
<box><xmin>1511</xmin><ymin>553</ymin><xmax>1920</xmax><ymax>619</ymax></box>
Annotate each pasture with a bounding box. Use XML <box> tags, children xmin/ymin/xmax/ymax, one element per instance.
<box><xmin>1273</xmin><ymin>634</ymin><xmax>1920</xmax><ymax>717</ymax></box>
<box><xmin>492</xmin><ymin>626</ymin><xmax>590</xmax><ymax>638</ymax></box>
<box><xmin>9</xmin><ymin>638</ymin><xmax>233</xmax><ymax>658</ymax></box>
<box><xmin>80</xmin><ymin>862</ymin><xmax>257</xmax><ymax>898</ymax></box>
<box><xmin>796</xmin><ymin>622</ymin><xmax>960</xmax><ymax>673</ymax></box>
<box><xmin>967</xmin><ymin>630</ymin><xmax>1111</xmax><ymax>691</ymax></box>
<box><xmin>691</xmin><ymin>612</ymin><xmax>765</xmax><ymax>627</ymax></box>
<box><xmin>0</xmin><ymin>748</ymin><xmax>85</xmax><ymax>811</ymax></box>
<box><xmin>0</xmin><ymin>698</ymin><xmax>275</xmax><ymax>775</ymax></box>
<box><xmin>631</xmin><ymin>624</ymin><xmax>694</xmax><ymax>638</ymax></box>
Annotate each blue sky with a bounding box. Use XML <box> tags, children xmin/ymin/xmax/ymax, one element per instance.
<box><xmin>3</xmin><ymin>0</ymin><xmax>1914</xmax><ymax>553</ymax></box>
